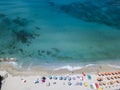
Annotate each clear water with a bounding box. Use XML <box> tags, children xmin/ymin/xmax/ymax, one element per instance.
<box><xmin>0</xmin><ymin>0</ymin><xmax>120</xmax><ymax>68</ymax></box>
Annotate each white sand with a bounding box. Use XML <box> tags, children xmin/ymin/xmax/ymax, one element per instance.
<box><xmin>0</xmin><ymin>65</ymin><xmax>120</xmax><ymax>90</ymax></box>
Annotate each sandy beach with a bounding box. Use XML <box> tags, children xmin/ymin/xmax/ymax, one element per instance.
<box><xmin>0</xmin><ymin>64</ymin><xmax>120</xmax><ymax>90</ymax></box>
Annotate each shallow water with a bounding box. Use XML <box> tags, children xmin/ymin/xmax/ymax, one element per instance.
<box><xmin>0</xmin><ymin>0</ymin><xmax>120</xmax><ymax>68</ymax></box>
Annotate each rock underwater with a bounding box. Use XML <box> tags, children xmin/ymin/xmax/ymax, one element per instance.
<box><xmin>48</xmin><ymin>0</ymin><xmax>120</xmax><ymax>30</ymax></box>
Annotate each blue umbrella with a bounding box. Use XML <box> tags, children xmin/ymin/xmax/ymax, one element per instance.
<box><xmin>63</xmin><ymin>77</ymin><xmax>67</xmax><ymax>80</ymax></box>
<box><xmin>59</xmin><ymin>76</ymin><xmax>63</xmax><ymax>80</ymax></box>
<box><xmin>68</xmin><ymin>82</ymin><xmax>72</xmax><ymax>86</ymax></box>
<box><xmin>87</xmin><ymin>75</ymin><xmax>92</xmax><ymax>80</ymax></box>
<box><xmin>48</xmin><ymin>76</ymin><xmax>52</xmax><ymax>80</ymax></box>
<box><xmin>53</xmin><ymin>76</ymin><xmax>57</xmax><ymax>80</ymax></box>
<box><xmin>80</xmin><ymin>82</ymin><xmax>82</xmax><ymax>86</ymax></box>
<box><xmin>68</xmin><ymin>77</ymin><xmax>71</xmax><ymax>81</ymax></box>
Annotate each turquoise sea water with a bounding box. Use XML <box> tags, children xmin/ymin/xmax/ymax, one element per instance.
<box><xmin>0</xmin><ymin>0</ymin><xmax>120</xmax><ymax>69</ymax></box>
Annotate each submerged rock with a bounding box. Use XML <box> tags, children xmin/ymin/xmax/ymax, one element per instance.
<box><xmin>13</xmin><ymin>17</ymin><xmax>28</xmax><ymax>26</ymax></box>
<box><xmin>0</xmin><ymin>13</ymin><xmax>6</xmax><ymax>18</ymax></box>
<box><xmin>58</xmin><ymin>0</ymin><xmax>120</xmax><ymax>30</ymax></box>
<box><xmin>12</xmin><ymin>30</ymin><xmax>36</xmax><ymax>44</ymax></box>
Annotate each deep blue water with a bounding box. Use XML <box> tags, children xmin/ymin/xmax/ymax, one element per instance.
<box><xmin>0</xmin><ymin>0</ymin><xmax>120</xmax><ymax>68</ymax></box>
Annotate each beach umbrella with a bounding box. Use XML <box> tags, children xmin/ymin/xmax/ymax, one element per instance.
<box><xmin>115</xmin><ymin>72</ymin><xmax>118</xmax><ymax>75</ymax></box>
<box><xmin>68</xmin><ymin>77</ymin><xmax>71</xmax><ymax>81</ymax></box>
<box><xmin>63</xmin><ymin>77</ymin><xmax>67</xmax><ymax>80</ymax></box>
<box><xmin>97</xmin><ymin>78</ymin><xmax>103</xmax><ymax>81</ymax></box>
<box><xmin>59</xmin><ymin>76</ymin><xmax>63</xmax><ymax>80</ymax></box>
<box><xmin>110</xmin><ymin>81</ymin><xmax>114</xmax><ymax>85</ymax></box>
<box><xmin>118</xmin><ymin>71</ymin><xmax>120</xmax><ymax>74</ymax></box>
<box><xmin>108</xmin><ymin>72</ymin><xmax>112</xmax><ymax>75</ymax></box>
<box><xmin>82</xmin><ymin>72</ymin><xmax>86</xmax><ymax>76</ymax></box>
<box><xmin>48</xmin><ymin>76</ymin><xmax>52</xmax><ymax>80</ymax></box>
<box><xmin>114</xmin><ymin>76</ymin><xmax>117</xmax><ymax>79</ymax></box>
<box><xmin>68</xmin><ymin>82</ymin><xmax>72</xmax><ymax>86</ymax></box>
<box><xmin>92</xmin><ymin>83</ymin><xmax>97</xmax><ymax>89</ymax></box>
<box><xmin>53</xmin><ymin>76</ymin><xmax>57</xmax><ymax>80</ymax></box>
<box><xmin>34</xmin><ymin>80</ymin><xmax>39</xmax><ymax>84</ymax></box>
<box><xmin>105</xmin><ymin>72</ymin><xmax>108</xmax><ymax>76</ymax></box>
<box><xmin>117</xmin><ymin>75</ymin><xmax>120</xmax><ymax>78</ymax></box>
<box><xmin>95</xmin><ymin>83</ymin><xmax>99</xmax><ymax>89</ymax></box>
<box><xmin>87</xmin><ymin>74</ymin><xmax>91</xmax><ymax>80</ymax></box>
<box><xmin>84</xmin><ymin>83</ymin><xmax>88</xmax><ymax>87</ymax></box>
<box><xmin>116</xmin><ymin>80</ymin><xmax>120</xmax><ymax>83</ymax></box>
<box><xmin>72</xmin><ymin>77</ymin><xmax>76</xmax><ymax>80</ymax></box>
<box><xmin>90</xmin><ymin>84</ymin><xmax>94</xmax><ymax>89</ymax></box>
<box><xmin>23</xmin><ymin>80</ymin><xmax>26</xmax><ymax>83</ymax></box>
<box><xmin>101</xmin><ymin>73</ymin><xmax>104</xmax><ymax>76</ymax></box>
<box><xmin>98</xmin><ymin>87</ymin><xmax>103</xmax><ymax>90</ymax></box>
<box><xmin>80</xmin><ymin>76</ymin><xmax>83</xmax><ymax>81</ymax></box>
<box><xmin>98</xmin><ymin>73</ymin><xmax>101</xmax><ymax>76</ymax></box>
<box><xmin>99</xmin><ymin>82</ymin><xmax>102</xmax><ymax>86</ymax></box>
<box><xmin>107</xmin><ymin>77</ymin><xmax>110</xmax><ymax>80</ymax></box>
<box><xmin>79</xmin><ymin>82</ymin><xmax>82</xmax><ymax>86</ymax></box>
<box><xmin>111</xmin><ymin>76</ymin><xmax>114</xmax><ymax>79</ymax></box>
<box><xmin>112</xmin><ymin>72</ymin><xmax>115</xmax><ymax>75</ymax></box>
<box><xmin>102</xmin><ymin>82</ymin><xmax>106</xmax><ymax>85</ymax></box>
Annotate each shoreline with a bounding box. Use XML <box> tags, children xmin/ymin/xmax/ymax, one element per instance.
<box><xmin>0</xmin><ymin>64</ymin><xmax>120</xmax><ymax>90</ymax></box>
<box><xmin>0</xmin><ymin>62</ymin><xmax>120</xmax><ymax>76</ymax></box>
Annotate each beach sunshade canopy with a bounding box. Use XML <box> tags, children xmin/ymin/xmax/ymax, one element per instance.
<box><xmin>111</xmin><ymin>76</ymin><xmax>114</xmax><ymax>79</ymax></box>
<box><xmin>99</xmin><ymin>82</ymin><xmax>102</xmax><ymax>86</ymax></box>
<box><xmin>68</xmin><ymin>77</ymin><xmax>71</xmax><ymax>81</ymax></box>
<box><xmin>102</xmin><ymin>82</ymin><xmax>106</xmax><ymax>85</ymax></box>
<box><xmin>68</xmin><ymin>82</ymin><xmax>72</xmax><ymax>86</ymax></box>
<box><xmin>48</xmin><ymin>76</ymin><xmax>52</xmax><ymax>80</ymax></box>
<box><xmin>107</xmin><ymin>77</ymin><xmax>110</xmax><ymax>80</ymax></box>
<box><xmin>90</xmin><ymin>84</ymin><xmax>94</xmax><ymax>89</ymax></box>
<box><xmin>115</xmin><ymin>72</ymin><xmax>118</xmax><ymax>75</ymax></box>
<box><xmin>63</xmin><ymin>77</ymin><xmax>67</xmax><ymax>80</ymax></box>
<box><xmin>97</xmin><ymin>78</ymin><xmax>103</xmax><ymax>81</ymax></box>
<box><xmin>82</xmin><ymin>72</ymin><xmax>86</xmax><ymax>76</ymax></box>
<box><xmin>84</xmin><ymin>83</ymin><xmax>88</xmax><ymax>87</ymax></box>
<box><xmin>105</xmin><ymin>72</ymin><xmax>108</xmax><ymax>76</ymax></box>
<box><xmin>98</xmin><ymin>73</ymin><xmax>101</xmax><ymax>76</ymax></box>
<box><xmin>95</xmin><ymin>83</ymin><xmax>99</xmax><ymax>89</ymax></box>
<box><xmin>53</xmin><ymin>76</ymin><xmax>57</xmax><ymax>80</ymax></box>
<box><xmin>87</xmin><ymin>75</ymin><xmax>91</xmax><ymax>80</ymax></box>
<box><xmin>72</xmin><ymin>77</ymin><xmax>76</xmax><ymax>80</ymax></box>
<box><xmin>110</xmin><ymin>81</ymin><xmax>114</xmax><ymax>85</ymax></box>
<box><xmin>98</xmin><ymin>87</ymin><xmax>103</xmax><ymax>90</ymax></box>
<box><xmin>80</xmin><ymin>76</ymin><xmax>83</xmax><ymax>81</ymax></box>
<box><xmin>35</xmin><ymin>80</ymin><xmax>39</xmax><ymax>84</ymax></box>
<box><xmin>59</xmin><ymin>77</ymin><xmax>63</xmax><ymax>80</ymax></box>
<box><xmin>112</xmin><ymin>72</ymin><xmax>115</xmax><ymax>75</ymax></box>
<box><xmin>79</xmin><ymin>82</ymin><xmax>82</xmax><ymax>86</ymax></box>
<box><xmin>114</xmin><ymin>76</ymin><xmax>117</xmax><ymax>79</ymax></box>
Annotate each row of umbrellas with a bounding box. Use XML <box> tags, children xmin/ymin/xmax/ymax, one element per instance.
<box><xmin>99</xmin><ymin>80</ymin><xmax>120</xmax><ymax>86</ymax></box>
<box><xmin>98</xmin><ymin>71</ymin><xmax>120</xmax><ymax>76</ymax></box>
<box><xmin>97</xmin><ymin>75</ymin><xmax>120</xmax><ymax>81</ymax></box>
<box><xmin>48</xmin><ymin>76</ymin><xmax>84</xmax><ymax>81</ymax></box>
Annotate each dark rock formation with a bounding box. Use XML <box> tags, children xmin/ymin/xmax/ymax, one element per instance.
<box><xmin>12</xmin><ymin>30</ymin><xmax>35</xmax><ymax>44</ymax></box>
<box><xmin>59</xmin><ymin>0</ymin><xmax>120</xmax><ymax>30</ymax></box>
<box><xmin>0</xmin><ymin>13</ymin><xmax>6</xmax><ymax>18</ymax></box>
<box><xmin>0</xmin><ymin>75</ymin><xmax>3</xmax><ymax>90</ymax></box>
<box><xmin>13</xmin><ymin>17</ymin><xmax>28</xmax><ymax>26</ymax></box>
